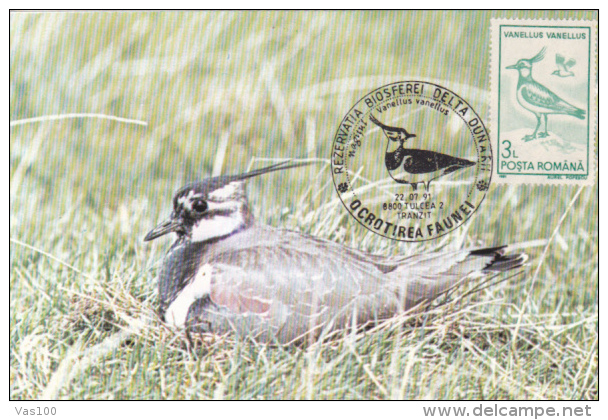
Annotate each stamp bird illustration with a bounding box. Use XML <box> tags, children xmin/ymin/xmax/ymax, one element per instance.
<box><xmin>144</xmin><ymin>161</ymin><xmax>526</xmax><ymax>344</ymax></box>
<box><xmin>369</xmin><ymin>114</ymin><xmax>475</xmax><ymax>191</ymax></box>
<box><xmin>552</xmin><ymin>53</ymin><xmax>576</xmax><ymax>77</ymax></box>
<box><xmin>506</xmin><ymin>47</ymin><xmax>585</xmax><ymax>141</ymax></box>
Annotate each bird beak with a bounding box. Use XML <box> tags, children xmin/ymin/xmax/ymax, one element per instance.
<box><xmin>144</xmin><ymin>218</ymin><xmax>182</xmax><ymax>241</ymax></box>
<box><xmin>506</xmin><ymin>64</ymin><xmax>517</xmax><ymax>70</ymax></box>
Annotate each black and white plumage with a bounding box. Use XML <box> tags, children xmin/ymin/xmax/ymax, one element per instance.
<box><xmin>507</xmin><ymin>48</ymin><xmax>585</xmax><ymax>141</ymax></box>
<box><xmin>370</xmin><ymin>115</ymin><xmax>475</xmax><ymax>191</ymax></box>
<box><xmin>145</xmin><ymin>161</ymin><xmax>527</xmax><ymax>344</ymax></box>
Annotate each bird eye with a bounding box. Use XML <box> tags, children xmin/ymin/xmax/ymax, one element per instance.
<box><xmin>192</xmin><ymin>199</ymin><xmax>208</xmax><ymax>213</ymax></box>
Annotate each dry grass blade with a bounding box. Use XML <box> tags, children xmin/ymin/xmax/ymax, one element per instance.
<box><xmin>10</xmin><ymin>114</ymin><xmax>148</xmax><ymax>127</ymax></box>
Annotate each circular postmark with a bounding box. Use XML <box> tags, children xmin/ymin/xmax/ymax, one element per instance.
<box><xmin>331</xmin><ymin>81</ymin><xmax>492</xmax><ymax>242</ymax></box>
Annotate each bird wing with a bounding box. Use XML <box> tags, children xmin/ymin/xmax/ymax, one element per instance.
<box><xmin>521</xmin><ymin>80</ymin><xmax>583</xmax><ymax>116</ymax></box>
<box><xmin>205</xmin><ymin>230</ymin><xmax>525</xmax><ymax>315</ymax></box>
<box><xmin>199</xmin><ymin>230</ymin><xmax>398</xmax><ymax>341</ymax></box>
<box><xmin>206</xmin><ymin>232</ymin><xmax>388</xmax><ymax>314</ymax></box>
<box><xmin>520</xmin><ymin>81</ymin><xmax>563</xmax><ymax>110</ymax></box>
<box><xmin>206</xmin><ymin>231</ymin><xmax>525</xmax><ymax>316</ymax></box>
<box><xmin>400</xmin><ymin>149</ymin><xmax>475</xmax><ymax>175</ymax></box>
<box><xmin>565</xmin><ymin>57</ymin><xmax>576</xmax><ymax>69</ymax></box>
<box><xmin>555</xmin><ymin>53</ymin><xmax>566</xmax><ymax>69</ymax></box>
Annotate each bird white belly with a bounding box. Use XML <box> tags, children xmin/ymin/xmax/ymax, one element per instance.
<box><xmin>165</xmin><ymin>263</ymin><xmax>213</xmax><ymax>328</ymax></box>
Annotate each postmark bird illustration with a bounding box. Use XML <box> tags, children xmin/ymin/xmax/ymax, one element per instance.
<box><xmin>331</xmin><ymin>81</ymin><xmax>492</xmax><ymax>242</ymax></box>
<box><xmin>369</xmin><ymin>114</ymin><xmax>475</xmax><ymax>191</ymax></box>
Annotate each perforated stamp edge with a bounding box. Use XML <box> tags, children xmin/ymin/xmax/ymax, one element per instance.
<box><xmin>490</xmin><ymin>18</ymin><xmax>597</xmax><ymax>186</ymax></box>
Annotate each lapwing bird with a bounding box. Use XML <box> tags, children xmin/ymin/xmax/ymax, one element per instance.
<box><xmin>506</xmin><ymin>47</ymin><xmax>585</xmax><ymax>141</ymax></box>
<box><xmin>370</xmin><ymin>115</ymin><xmax>475</xmax><ymax>191</ymax></box>
<box><xmin>144</xmin><ymin>161</ymin><xmax>527</xmax><ymax>344</ymax></box>
<box><xmin>552</xmin><ymin>53</ymin><xmax>576</xmax><ymax>77</ymax></box>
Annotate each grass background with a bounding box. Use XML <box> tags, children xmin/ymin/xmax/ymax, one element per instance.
<box><xmin>10</xmin><ymin>10</ymin><xmax>597</xmax><ymax>400</ymax></box>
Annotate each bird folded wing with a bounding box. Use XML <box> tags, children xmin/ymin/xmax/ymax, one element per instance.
<box><xmin>206</xmin><ymin>243</ymin><xmax>386</xmax><ymax>319</ymax></box>
<box><xmin>521</xmin><ymin>83</ymin><xmax>560</xmax><ymax>108</ymax></box>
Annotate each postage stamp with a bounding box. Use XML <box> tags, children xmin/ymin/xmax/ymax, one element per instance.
<box><xmin>331</xmin><ymin>81</ymin><xmax>491</xmax><ymax>242</ymax></box>
<box><xmin>490</xmin><ymin>18</ymin><xmax>597</xmax><ymax>185</ymax></box>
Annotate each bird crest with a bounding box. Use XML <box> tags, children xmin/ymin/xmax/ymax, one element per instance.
<box><xmin>369</xmin><ymin>114</ymin><xmax>415</xmax><ymax>143</ymax></box>
<box><xmin>529</xmin><ymin>47</ymin><xmax>546</xmax><ymax>63</ymax></box>
<box><xmin>509</xmin><ymin>47</ymin><xmax>546</xmax><ymax>72</ymax></box>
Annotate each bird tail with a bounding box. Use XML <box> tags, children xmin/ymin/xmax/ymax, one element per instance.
<box><xmin>569</xmin><ymin>107</ymin><xmax>586</xmax><ymax>120</ymax></box>
<box><xmin>470</xmin><ymin>246</ymin><xmax>529</xmax><ymax>273</ymax></box>
<box><xmin>393</xmin><ymin>246</ymin><xmax>528</xmax><ymax>310</ymax></box>
<box><xmin>442</xmin><ymin>157</ymin><xmax>476</xmax><ymax>175</ymax></box>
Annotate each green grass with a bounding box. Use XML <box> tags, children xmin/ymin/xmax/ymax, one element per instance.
<box><xmin>10</xmin><ymin>10</ymin><xmax>597</xmax><ymax>400</ymax></box>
